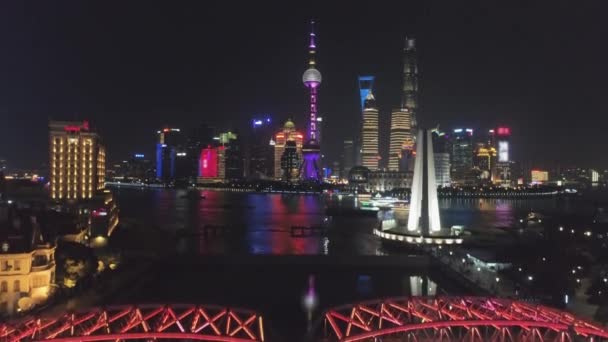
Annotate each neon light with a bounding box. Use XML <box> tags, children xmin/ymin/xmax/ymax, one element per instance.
<box><xmin>497</xmin><ymin>126</ymin><xmax>511</xmax><ymax>136</ymax></box>
<box><xmin>163</xmin><ymin>128</ymin><xmax>170</xmax><ymax>133</ymax></box>
<box><xmin>199</xmin><ymin>148</ymin><xmax>218</xmax><ymax>178</ymax></box>
<box><xmin>453</xmin><ymin>129</ymin><xmax>463</xmax><ymax>133</ymax></box>
<box><xmin>253</xmin><ymin>120</ymin><xmax>263</xmax><ymax>126</ymax></box>
<box><xmin>134</xmin><ymin>154</ymin><xmax>144</xmax><ymax>158</ymax></box>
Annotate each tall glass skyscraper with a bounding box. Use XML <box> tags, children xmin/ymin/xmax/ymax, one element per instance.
<box><xmin>388</xmin><ymin>37</ymin><xmax>418</xmax><ymax>171</ymax></box>
<box><xmin>361</xmin><ymin>91</ymin><xmax>379</xmax><ymax>170</ymax></box>
<box><xmin>356</xmin><ymin>76</ymin><xmax>375</xmax><ymax>166</ymax></box>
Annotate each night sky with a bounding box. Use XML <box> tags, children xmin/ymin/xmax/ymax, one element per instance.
<box><xmin>1</xmin><ymin>1</ymin><xmax>607</xmax><ymax>170</ymax></box>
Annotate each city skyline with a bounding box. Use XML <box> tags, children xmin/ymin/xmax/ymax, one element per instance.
<box><xmin>1</xmin><ymin>2</ymin><xmax>608</xmax><ymax>169</ymax></box>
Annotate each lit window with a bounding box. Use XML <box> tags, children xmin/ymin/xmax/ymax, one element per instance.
<box><xmin>13</xmin><ymin>280</ymin><xmax>19</xmax><ymax>292</ymax></box>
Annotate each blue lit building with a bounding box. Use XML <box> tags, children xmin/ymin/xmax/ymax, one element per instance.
<box><xmin>358</xmin><ymin>76</ymin><xmax>375</xmax><ymax>111</ymax></box>
<box><xmin>155</xmin><ymin>128</ymin><xmax>184</xmax><ymax>183</ymax></box>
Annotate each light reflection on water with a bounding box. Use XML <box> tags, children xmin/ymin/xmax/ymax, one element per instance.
<box><xmin>114</xmin><ymin>188</ymin><xmax>587</xmax><ymax>255</ymax></box>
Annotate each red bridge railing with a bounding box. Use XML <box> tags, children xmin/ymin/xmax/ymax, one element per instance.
<box><xmin>323</xmin><ymin>296</ymin><xmax>608</xmax><ymax>341</ymax></box>
<box><xmin>0</xmin><ymin>304</ymin><xmax>264</xmax><ymax>342</ymax></box>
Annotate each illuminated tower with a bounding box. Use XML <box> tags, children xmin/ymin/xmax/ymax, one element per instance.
<box><xmin>402</xmin><ymin>37</ymin><xmax>418</xmax><ymax>127</ymax></box>
<box><xmin>356</xmin><ymin>76</ymin><xmax>375</xmax><ymax>165</ymax></box>
<box><xmin>300</xmin><ymin>20</ymin><xmax>322</xmax><ymax>181</ymax></box>
<box><xmin>49</xmin><ymin>120</ymin><xmax>105</xmax><ymax>200</ymax></box>
<box><xmin>361</xmin><ymin>91</ymin><xmax>379</xmax><ymax>170</ymax></box>
<box><xmin>388</xmin><ymin>38</ymin><xmax>417</xmax><ymax>171</ymax></box>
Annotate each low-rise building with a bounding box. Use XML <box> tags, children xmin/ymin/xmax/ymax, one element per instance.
<box><xmin>0</xmin><ymin>204</ymin><xmax>56</xmax><ymax>316</ymax></box>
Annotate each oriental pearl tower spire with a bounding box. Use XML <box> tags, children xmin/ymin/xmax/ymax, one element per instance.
<box><xmin>300</xmin><ymin>20</ymin><xmax>322</xmax><ymax>181</ymax></box>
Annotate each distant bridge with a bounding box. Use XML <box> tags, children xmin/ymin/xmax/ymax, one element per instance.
<box><xmin>0</xmin><ymin>304</ymin><xmax>264</xmax><ymax>342</ymax></box>
<box><xmin>322</xmin><ymin>296</ymin><xmax>608</xmax><ymax>341</ymax></box>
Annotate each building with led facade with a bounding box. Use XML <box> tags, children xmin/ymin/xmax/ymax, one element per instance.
<box><xmin>273</xmin><ymin>120</ymin><xmax>303</xmax><ymax>179</ymax></box>
<box><xmin>475</xmin><ymin>142</ymin><xmax>497</xmax><ymax>182</ymax></box>
<box><xmin>361</xmin><ymin>91</ymin><xmax>379</xmax><ymax>170</ymax></box>
<box><xmin>493</xmin><ymin>126</ymin><xmax>511</xmax><ymax>187</ymax></box>
<box><xmin>356</xmin><ymin>76</ymin><xmax>375</xmax><ymax>166</ymax></box>
<box><xmin>0</xmin><ymin>204</ymin><xmax>56</xmax><ymax>316</ymax></box>
<box><xmin>388</xmin><ymin>108</ymin><xmax>415</xmax><ymax>171</ymax></box>
<box><xmin>531</xmin><ymin>170</ymin><xmax>549</xmax><ymax>184</ymax></box>
<box><xmin>49</xmin><ymin>121</ymin><xmax>105</xmax><ymax>200</ymax></box>
<box><xmin>450</xmin><ymin>128</ymin><xmax>474</xmax><ymax>185</ymax></box>
<box><xmin>155</xmin><ymin>128</ymin><xmax>184</xmax><ymax>183</ymax></box>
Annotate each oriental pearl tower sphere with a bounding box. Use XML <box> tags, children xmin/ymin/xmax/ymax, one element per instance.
<box><xmin>300</xmin><ymin>20</ymin><xmax>322</xmax><ymax>181</ymax></box>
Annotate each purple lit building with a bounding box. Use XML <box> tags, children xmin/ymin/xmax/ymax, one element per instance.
<box><xmin>300</xmin><ymin>21</ymin><xmax>322</xmax><ymax>181</ymax></box>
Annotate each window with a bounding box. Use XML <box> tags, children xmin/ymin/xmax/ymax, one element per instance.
<box><xmin>14</xmin><ymin>260</ymin><xmax>21</xmax><ymax>271</ymax></box>
<box><xmin>1</xmin><ymin>261</ymin><xmax>8</xmax><ymax>271</ymax></box>
<box><xmin>0</xmin><ymin>281</ymin><xmax>7</xmax><ymax>292</ymax></box>
<box><xmin>13</xmin><ymin>280</ymin><xmax>20</xmax><ymax>292</ymax></box>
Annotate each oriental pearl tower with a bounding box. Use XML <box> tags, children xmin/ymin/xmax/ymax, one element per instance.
<box><xmin>300</xmin><ymin>20</ymin><xmax>322</xmax><ymax>181</ymax></box>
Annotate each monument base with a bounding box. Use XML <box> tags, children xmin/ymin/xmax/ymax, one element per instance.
<box><xmin>374</xmin><ymin>227</ymin><xmax>464</xmax><ymax>245</ymax></box>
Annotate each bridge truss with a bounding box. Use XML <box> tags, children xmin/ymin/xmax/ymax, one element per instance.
<box><xmin>323</xmin><ymin>296</ymin><xmax>608</xmax><ymax>341</ymax></box>
<box><xmin>0</xmin><ymin>304</ymin><xmax>264</xmax><ymax>342</ymax></box>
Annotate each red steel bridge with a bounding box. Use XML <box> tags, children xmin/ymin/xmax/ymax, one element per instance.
<box><xmin>0</xmin><ymin>304</ymin><xmax>264</xmax><ymax>342</ymax></box>
<box><xmin>322</xmin><ymin>297</ymin><xmax>608</xmax><ymax>341</ymax></box>
<box><xmin>2</xmin><ymin>298</ymin><xmax>608</xmax><ymax>341</ymax></box>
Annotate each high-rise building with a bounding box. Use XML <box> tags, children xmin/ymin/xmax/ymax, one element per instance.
<box><xmin>361</xmin><ymin>91</ymin><xmax>379</xmax><ymax>170</ymax></box>
<box><xmin>493</xmin><ymin>126</ymin><xmax>511</xmax><ymax>187</ymax></box>
<box><xmin>475</xmin><ymin>142</ymin><xmax>496</xmax><ymax>182</ymax></box>
<box><xmin>432</xmin><ymin>130</ymin><xmax>451</xmax><ymax>187</ymax></box>
<box><xmin>126</xmin><ymin>154</ymin><xmax>153</xmax><ymax>180</ymax></box>
<box><xmin>218</xmin><ymin>131</ymin><xmax>243</xmax><ymax>180</ymax></box>
<box><xmin>301</xmin><ymin>21</ymin><xmax>322</xmax><ymax>181</ymax></box>
<box><xmin>388</xmin><ymin>108</ymin><xmax>415</xmax><ymax>171</ymax></box>
<box><xmin>401</xmin><ymin>37</ymin><xmax>418</xmax><ymax>127</ymax></box>
<box><xmin>341</xmin><ymin>140</ymin><xmax>354</xmax><ymax>179</ymax></box>
<box><xmin>187</xmin><ymin>124</ymin><xmax>215</xmax><ymax>181</ymax></box>
<box><xmin>281</xmin><ymin>140</ymin><xmax>301</xmax><ymax>181</ymax></box>
<box><xmin>450</xmin><ymin>128</ymin><xmax>474</xmax><ymax>185</ymax></box>
<box><xmin>273</xmin><ymin>120</ymin><xmax>303</xmax><ymax>179</ymax></box>
<box><xmin>49</xmin><ymin>121</ymin><xmax>105</xmax><ymax>200</ymax></box>
<box><xmin>356</xmin><ymin>76</ymin><xmax>375</xmax><ymax>166</ymax></box>
<box><xmin>247</xmin><ymin>117</ymin><xmax>274</xmax><ymax>179</ymax></box>
<box><xmin>388</xmin><ymin>38</ymin><xmax>418</xmax><ymax>172</ymax></box>
<box><xmin>155</xmin><ymin>128</ymin><xmax>184</xmax><ymax>183</ymax></box>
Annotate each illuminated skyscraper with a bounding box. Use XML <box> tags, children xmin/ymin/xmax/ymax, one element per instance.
<box><xmin>341</xmin><ymin>140</ymin><xmax>354</xmax><ymax>178</ymax></box>
<box><xmin>451</xmin><ymin>128</ymin><xmax>474</xmax><ymax>185</ymax></box>
<box><xmin>281</xmin><ymin>140</ymin><xmax>301</xmax><ymax>181</ymax></box>
<box><xmin>388</xmin><ymin>108</ymin><xmax>414</xmax><ymax>171</ymax></box>
<box><xmin>493</xmin><ymin>126</ymin><xmax>511</xmax><ymax>186</ymax></box>
<box><xmin>273</xmin><ymin>120</ymin><xmax>303</xmax><ymax>179</ymax></box>
<box><xmin>401</xmin><ymin>37</ymin><xmax>418</xmax><ymax>127</ymax></box>
<box><xmin>156</xmin><ymin>128</ymin><xmax>183</xmax><ymax>183</ymax></box>
<box><xmin>356</xmin><ymin>76</ymin><xmax>375</xmax><ymax>165</ymax></box>
<box><xmin>247</xmin><ymin>117</ymin><xmax>274</xmax><ymax>179</ymax></box>
<box><xmin>301</xmin><ymin>21</ymin><xmax>322</xmax><ymax>181</ymax></box>
<box><xmin>49</xmin><ymin>120</ymin><xmax>105</xmax><ymax>200</ymax></box>
<box><xmin>361</xmin><ymin>91</ymin><xmax>379</xmax><ymax>170</ymax></box>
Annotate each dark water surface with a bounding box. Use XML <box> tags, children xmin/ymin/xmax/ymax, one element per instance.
<box><xmin>108</xmin><ymin>188</ymin><xmax>599</xmax><ymax>339</ymax></box>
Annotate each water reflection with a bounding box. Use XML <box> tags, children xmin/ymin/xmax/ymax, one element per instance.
<box><xmin>114</xmin><ymin>188</ymin><xmax>588</xmax><ymax>255</ymax></box>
